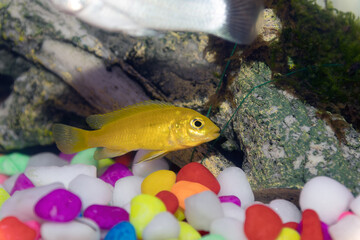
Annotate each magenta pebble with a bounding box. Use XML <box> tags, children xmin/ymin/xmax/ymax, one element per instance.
<box><xmin>84</xmin><ymin>204</ymin><xmax>129</xmax><ymax>229</ymax></box>
<box><xmin>10</xmin><ymin>173</ymin><xmax>35</xmax><ymax>195</ymax></box>
<box><xmin>219</xmin><ymin>195</ymin><xmax>241</xmax><ymax>207</ymax></box>
<box><xmin>59</xmin><ymin>153</ymin><xmax>76</xmax><ymax>162</ymax></box>
<box><xmin>34</xmin><ymin>189</ymin><xmax>82</xmax><ymax>222</ymax></box>
<box><xmin>99</xmin><ymin>163</ymin><xmax>133</xmax><ymax>186</ymax></box>
<box><xmin>320</xmin><ymin>222</ymin><xmax>332</xmax><ymax>240</ymax></box>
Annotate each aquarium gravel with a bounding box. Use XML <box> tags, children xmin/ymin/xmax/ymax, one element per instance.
<box><xmin>0</xmin><ymin>149</ymin><xmax>359</xmax><ymax>239</ymax></box>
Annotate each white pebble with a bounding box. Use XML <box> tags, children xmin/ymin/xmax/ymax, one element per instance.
<box><xmin>25</xmin><ymin>164</ymin><xmax>96</xmax><ymax>188</ymax></box>
<box><xmin>210</xmin><ymin>217</ymin><xmax>247</xmax><ymax>240</ymax></box>
<box><xmin>68</xmin><ymin>174</ymin><xmax>113</xmax><ymax>209</ymax></box>
<box><xmin>217</xmin><ymin>167</ymin><xmax>254</xmax><ymax>207</ymax></box>
<box><xmin>41</xmin><ymin>218</ymin><xmax>100</xmax><ymax>240</ymax></box>
<box><xmin>299</xmin><ymin>176</ymin><xmax>354</xmax><ymax>225</ymax></box>
<box><xmin>142</xmin><ymin>212</ymin><xmax>180</xmax><ymax>240</ymax></box>
<box><xmin>132</xmin><ymin>150</ymin><xmax>169</xmax><ymax>177</ymax></box>
<box><xmin>221</xmin><ymin>202</ymin><xmax>245</xmax><ymax>222</ymax></box>
<box><xmin>26</xmin><ymin>152</ymin><xmax>68</xmax><ymax>168</ymax></box>
<box><xmin>350</xmin><ymin>195</ymin><xmax>360</xmax><ymax>217</ymax></box>
<box><xmin>2</xmin><ymin>173</ymin><xmax>20</xmax><ymax>193</ymax></box>
<box><xmin>329</xmin><ymin>214</ymin><xmax>360</xmax><ymax>240</ymax></box>
<box><xmin>269</xmin><ymin>199</ymin><xmax>301</xmax><ymax>223</ymax></box>
<box><xmin>112</xmin><ymin>176</ymin><xmax>143</xmax><ymax>207</ymax></box>
<box><xmin>185</xmin><ymin>191</ymin><xmax>224</xmax><ymax>231</ymax></box>
<box><xmin>0</xmin><ymin>183</ymin><xmax>64</xmax><ymax>222</ymax></box>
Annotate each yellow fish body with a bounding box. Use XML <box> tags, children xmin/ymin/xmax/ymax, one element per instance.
<box><xmin>52</xmin><ymin>101</ymin><xmax>220</xmax><ymax>162</ymax></box>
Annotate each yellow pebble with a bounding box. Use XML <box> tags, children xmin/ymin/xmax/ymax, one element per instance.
<box><xmin>130</xmin><ymin>194</ymin><xmax>167</xmax><ymax>239</ymax></box>
<box><xmin>98</xmin><ymin>158</ymin><xmax>115</xmax><ymax>169</ymax></box>
<box><xmin>141</xmin><ymin>170</ymin><xmax>176</xmax><ymax>195</ymax></box>
<box><xmin>178</xmin><ymin>221</ymin><xmax>201</xmax><ymax>240</ymax></box>
<box><xmin>275</xmin><ymin>227</ymin><xmax>300</xmax><ymax>240</ymax></box>
<box><xmin>0</xmin><ymin>188</ymin><xmax>10</xmax><ymax>208</ymax></box>
<box><xmin>174</xmin><ymin>207</ymin><xmax>185</xmax><ymax>221</ymax></box>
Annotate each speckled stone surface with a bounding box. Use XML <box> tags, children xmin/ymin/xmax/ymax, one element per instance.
<box><xmin>225</xmin><ymin>61</ymin><xmax>360</xmax><ymax>193</ymax></box>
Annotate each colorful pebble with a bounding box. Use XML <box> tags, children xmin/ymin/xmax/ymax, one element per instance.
<box><xmin>200</xmin><ymin>234</ymin><xmax>226</xmax><ymax>240</ymax></box>
<box><xmin>130</xmin><ymin>194</ymin><xmax>167</xmax><ymax>238</ymax></box>
<box><xmin>0</xmin><ymin>174</ymin><xmax>9</xmax><ymax>184</ymax></box>
<box><xmin>105</xmin><ymin>221</ymin><xmax>137</xmax><ymax>240</ymax></box>
<box><xmin>185</xmin><ymin>191</ymin><xmax>224</xmax><ymax>231</ymax></box>
<box><xmin>299</xmin><ymin>209</ymin><xmax>323</xmax><ymax>240</ymax></box>
<box><xmin>83</xmin><ymin>204</ymin><xmax>129</xmax><ymax>229</ymax></box>
<box><xmin>176</xmin><ymin>162</ymin><xmax>220</xmax><ymax>194</ymax></box>
<box><xmin>141</xmin><ymin>170</ymin><xmax>176</xmax><ymax>196</ymax></box>
<box><xmin>275</xmin><ymin>227</ymin><xmax>300</xmax><ymax>240</ymax></box>
<box><xmin>10</xmin><ymin>173</ymin><xmax>35</xmax><ymax>195</ymax></box>
<box><xmin>70</xmin><ymin>148</ymin><xmax>98</xmax><ymax>166</ymax></box>
<box><xmin>24</xmin><ymin>220</ymin><xmax>41</xmax><ymax>240</ymax></box>
<box><xmin>0</xmin><ymin>216</ymin><xmax>36</xmax><ymax>240</ymax></box>
<box><xmin>178</xmin><ymin>221</ymin><xmax>201</xmax><ymax>240</ymax></box>
<box><xmin>0</xmin><ymin>153</ymin><xmax>30</xmax><ymax>175</ymax></box>
<box><xmin>58</xmin><ymin>152</ymin><xmax>76</xmax><ymax>162</ymax></box>
<box><xmin>171</xmin><ymin>180</ymin><xmax>211</xmax><ymax>209</ymax></box>
<box><xmin>218</xmin><ymin>195</ymin><xmax>241</xmax><ymax>207</ymax></box>
<box><xmin>156</xmin><ymin>190</ymin><xmax>179</xmax><ymax>214</ymax></box>
<box><xmin>244</xmin><ymin>204</ymin><xmax>283</xmax><ymax>240</ymax></box>
<box><xmin>114</xmin><ymin>152</ymin><xmax>135</xmax><ymax>168</ymax></box>
<box><xmin>99</xmin><ymin>163</ymin><xmax>133</xmax><ymax>186</ymax></box>
<box><xmin>35</xmin><ymin>188</ymin><xmax>82</xmax><ymax>222</ymax></box>
<box><xmin>0</xmin><ymin>188</ymin><xmax>10</xmax><ymax>209</ymax></box>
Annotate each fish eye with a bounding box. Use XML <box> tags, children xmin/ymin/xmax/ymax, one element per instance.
<box><xmin>190</xmin><ymin>118</ymin><xmax>204</xmax><ymax>129</ymax></box>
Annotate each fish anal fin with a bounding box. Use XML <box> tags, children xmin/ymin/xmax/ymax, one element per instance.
<box><xmin>94</xmin><ymin>147</ymin><xmax>129</xmax><ymax>160</ymax></box>
<box><xmin>136</xmin><ymin>150</ymin><xmax>169</xmax><ymax>163</ymax></box>
<box><xmin>86</xmin><ymin>101</ymin><xmax>175</xmax><ymax>129</ymax></box>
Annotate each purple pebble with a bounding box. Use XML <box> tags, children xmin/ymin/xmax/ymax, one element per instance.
<box><xmin>59</xmin><ymin>153</ymin><xmax>76</xmax><ymax>162</ymax></box>
<box><xmin>35</xmin><ymin>188</ymin><xmax>82</xmax><ymax>222</ymax></box>
<box><xmin>10</xmin><ymin>173</ymin><xmax>35</xmax><ymax>195</ymax></box>
<box><xmin>99</xmin><ymin>163</ymin><xmax>133</xmax><ymax>186</ymax></box>
<box><xmin>320</xmin><ymin>222</ymin><xmax>332</xmax><ymax>240</ymax></box>
<box><xmin>219</xmin><ymin>195</ymin><xmax>241</xmax><ymax>207</ymax></box>
<box><xmin>84</xmin><ymin>204</ymin><xmax>129</xmax><ymax>229</ymax></box>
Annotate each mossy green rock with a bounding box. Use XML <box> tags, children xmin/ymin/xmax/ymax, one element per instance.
<box><xmin>226</xmin><ymin>61</ymin><xmax>360</xmax><ymax>193</ymax></box>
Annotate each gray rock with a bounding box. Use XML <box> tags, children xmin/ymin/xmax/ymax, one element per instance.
<box><xmin>225</xmin><ymin>61</ymin><xmax>360</xmax><ymax>193</ymax></box>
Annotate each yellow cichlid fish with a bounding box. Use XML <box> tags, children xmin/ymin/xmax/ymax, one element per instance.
<box><xmin>52</xmin><ymin>101</ymin><xmax>220</xmax><ymax>162</ymax></box>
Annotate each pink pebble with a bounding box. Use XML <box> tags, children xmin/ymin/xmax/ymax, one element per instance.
<box><xmin>219</xmin><ymin>195</ymin><xmax>241</xmax><ymax>207</ymax></box>
<box><xmin>59</xmin><ymin>153</ymin><xmax>76</xmax><ymax>162</ymax></box>
<box><xmin>99</xmin><ymin>163</ymin><xmax>133</xmax><ymax>186</ymax></box>
<box><xmin>83</xmin><ymin>204</ymin><xmax>129</xmax><ymax>229</ymax></box>
<box><xmin>338</xmin><ymin>211</ymin><xmax>353</xmax><ymax>221</ymax></box>
<box><xmin>0</xmin><ymin>174</ymin><xmax>9</xmax><ymax>184</ymax></box>
<box><xmin>25</xmin><ymin>220</ymin><xmax>41</xmax><ymax>240</ymax></box>
<box><xmin>10</xmin><ymin>173</ymin><xmax>35</xmax><ymax>195</ymax></box>
<box><xmin>35</xmin><ymin>189</ymin><xmax>82</xmax><ymax>222</ymax></box>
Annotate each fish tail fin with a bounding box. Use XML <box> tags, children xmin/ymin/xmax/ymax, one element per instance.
<box><xmin>212</xmin><ymin>0</ymin><xmax>264</xmax><ymax>44</ymax></box>
<box><xmin>52</xmin><ymin>123</ymin><xmax>91</xmax><ymax>154</ymax></box>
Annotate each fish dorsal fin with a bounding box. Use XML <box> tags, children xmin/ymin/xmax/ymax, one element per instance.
<box><xmin>86</xmin><ymin>101</ymin><xmax>175</xmax><ymax>129</ymax></box>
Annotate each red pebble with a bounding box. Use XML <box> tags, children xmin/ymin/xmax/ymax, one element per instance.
<box><xmin>0</xmin><ymin>216</ymin><xmax>37</xmax><ymax>240</ymax></box>
<box><xmin>283</xmin><ymin>221</ymin><xmax>298</xmax><ymax>230</ymax></box>
<box><xmin>156</xmin><ymin>190</ymin><xmax>179</xmax><ymax>214</ymax></box>
<box><xmin>176</xmin><ymin>162</ymin><xmax>220</xmax><ymax>194</ymax></box>
<box><xmin>244</xmin><ymin>204</ymin><xmax>283</xmax><ymax>240</ymax></box>
<box><xmin>113</xmin><ymin>152</ymin><xmax>135</xmax><ymax>167</ymax></box>
<box><xmin>300</xmin><ymin>209</ymin><xmax>323</xmax><ymax>240</ymax></box>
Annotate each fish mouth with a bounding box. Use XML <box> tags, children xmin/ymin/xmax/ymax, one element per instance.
<box><xmin>209</xmin><ymin>131</ymin><xmax>220</xmax><ymax>140</ymax></box>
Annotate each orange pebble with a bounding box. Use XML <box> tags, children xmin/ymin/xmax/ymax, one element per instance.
<box><xmin>171</xmin><ymin>180</ymin><xmax>210</xmax><ymax>209</ymax></box>
<box><xmin>0</xmin><ymin>216</ymin><xmax>37</xmax><ymax>240</ymax></box>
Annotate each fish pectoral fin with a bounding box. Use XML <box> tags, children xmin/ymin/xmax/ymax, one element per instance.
<box><xmin>136</xmin><ymin>150</ymin><xmax>169</xmax><ymax>163</ymax></box>
<box><xmin>94</xmin><ymin>147</ymin><xmax>129</xmax><ymax>160</ymax></box>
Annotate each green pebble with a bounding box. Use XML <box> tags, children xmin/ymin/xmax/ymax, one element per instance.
<box><xmin>0</xmin><ymin>187</ymin><xmax>10</xmax><ymax>208</ymax></box>
<box><xmin>200</xmin><ymin>234</ymin><xmax>226</xmax><ymax>240</ymax></box>
<box><xmin>98</xmin><ymin>158</ymin><xmax>115</xmax><ymax>169</ymax></box>
<box><xmin>0</xmin><ymin>153</ymin><xmax>30</xmax><ymax>175</ymax></box>
<box><xmin>71</xmin><ymin>148</ymin><xmax>98</xmax><ymax>167</ymax></box>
